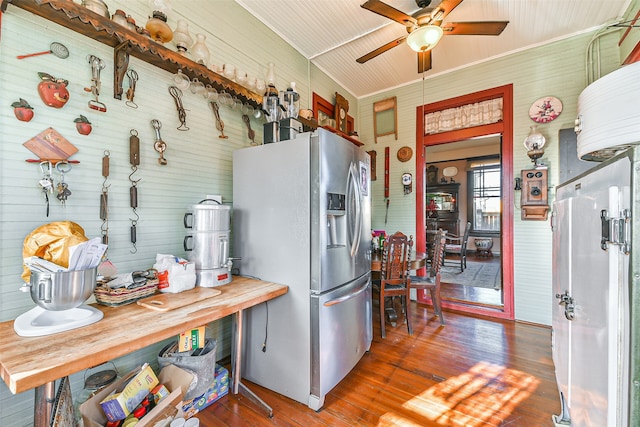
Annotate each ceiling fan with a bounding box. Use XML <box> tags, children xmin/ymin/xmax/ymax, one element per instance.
<box><xmin>357</xmin><ymin>0</ymin><xmax>509</xmax><ymax>73</ymax></box>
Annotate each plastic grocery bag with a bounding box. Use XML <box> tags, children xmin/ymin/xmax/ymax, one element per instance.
<box><xmin>153</xmin><ymin>254</ymin><xmax>196</xmax><ymax>293</ymax></box>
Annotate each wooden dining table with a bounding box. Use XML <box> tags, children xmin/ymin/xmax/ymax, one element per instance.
<box><xmin>370</xmin><ymin>251</ymin><xmax>429</xmax><ymax>273</ymax></box>
<box><xmin>371</xmin><ymin>251</ymin><xmax>429</xmax><ymax>328</ymax></box>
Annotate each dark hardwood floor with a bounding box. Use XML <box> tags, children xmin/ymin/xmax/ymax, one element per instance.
<box><xmin>198</xmin><ymin>304</ymin><xmax>561</xmax><ymax>426</ymax></box>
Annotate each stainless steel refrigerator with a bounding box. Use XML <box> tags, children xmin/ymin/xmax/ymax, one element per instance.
<box><xmin>552</xmin><ymin>146</ymin><xmax>640</xmax><ymax>426</ymax></box>
<box><xmin>232</xmin><ymin>128</ymin><xmax>372</xmax><ymax>410</ymax></box>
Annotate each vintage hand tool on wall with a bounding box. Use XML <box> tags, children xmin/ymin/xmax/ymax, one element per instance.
<box><xmin>100</xmin><ymin>150</ymin><xmax>110</xmax><ymax>245</ymax></box>
<box><xmin>151</xmin><ymin>119</ymin><xmax>168</xmax><ymax>165</ymax></box>
<box><xmin>85</xmin><ymin>54</ymin><xmax>107</xmax><ymax>112</ymax></box>
<box><xmin>168</xmin><ymin>86</ymin><xmax>188</xmax><ymax>130</ymax></box>
<box><xmin>129</xmin><ymin>130</ymin><xmax>141</xmax><ymax>253</ymax></box>
<box><xmin>125</xmin><ymin>69</ymin><xmax>138</xmax><ymax>109</ymax></box>
<box><xmin>210</xmin><ymin>101</ymin><xmax>228</xmax><ymax>139</ymax></box>
<box><xmin>242</xmin><ymin>114</ymin><xmax>256</xmax><ymax>145</ymax></box>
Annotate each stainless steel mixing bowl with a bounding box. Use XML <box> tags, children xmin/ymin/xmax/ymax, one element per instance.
<box><xmin>27</xmin><ymin>268</ymin><xmax>97</xmax><ymax>311</ymax></box>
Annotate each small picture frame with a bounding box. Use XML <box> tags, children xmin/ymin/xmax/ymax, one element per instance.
<box><xmin>360</xmin><ymin>161</ymin><xmax>369</xmax><ymax>196</ymax></box>
<box><xmin>427</xmin><ymin>165</ymin><xmax>438</xmax><ymax>185</ymax></box>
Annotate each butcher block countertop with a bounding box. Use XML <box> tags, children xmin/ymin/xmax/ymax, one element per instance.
<box><xmin>0</xmin><ymin>277</ymin><xmax>287</xmax><ymax>394</ymax></box>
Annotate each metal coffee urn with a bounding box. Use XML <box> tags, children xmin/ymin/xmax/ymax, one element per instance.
<box><xmin>183</xmin><ymin>199</ymin><xmax>232</xmax><ymax>287</ymax></box>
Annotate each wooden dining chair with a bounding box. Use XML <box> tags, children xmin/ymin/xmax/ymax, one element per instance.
<box><xmin>411</xmin><ymin>229</ymin><xmax>446</xmax><ymax>325</ymax></box>
<box><xmin>444</xmin><ymin>221</ymin><xmax>471</xmax><ymax>272</ymax></box>
<box><xmin>373</xmin><ymin>231</ymin><xmax>413</xmax><ymax>339</ymax></box>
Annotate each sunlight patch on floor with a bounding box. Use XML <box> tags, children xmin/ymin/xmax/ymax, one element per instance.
<box><xmin>378</xmin><ymin>361</ymin><xmax>540</xmax><ymax>426</ymax></box>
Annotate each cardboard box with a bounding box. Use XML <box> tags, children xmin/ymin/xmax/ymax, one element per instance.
<box><xmin>182</xmin><ymin>365</ymin><xmax>229</xmax><ymax>419</ymax></box>
<box><xmin>178</xmin><ymin>326</ymin><xmax>205</xmax><ymax>352</ymax></box>
<box><xmin>100</xmin><ymin>363</ymin><xmax>159</xmax><ymax>421</ymax></box>
<box><xmin>80</xmin><ymin>365</ymin><xmax>192</xmax><ymax>427</ymax></box>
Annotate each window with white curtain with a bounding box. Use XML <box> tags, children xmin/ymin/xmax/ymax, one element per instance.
<box><xmin>467</xmin><ymin>159</ymin><xmax>501</xmax><ymax>234</ymax></box>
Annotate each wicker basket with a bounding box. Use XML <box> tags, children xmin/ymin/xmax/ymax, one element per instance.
<box><xmin>94</xmin><ymin>278</ymin><xmax>158</xmax><ymax>307</ymax></box>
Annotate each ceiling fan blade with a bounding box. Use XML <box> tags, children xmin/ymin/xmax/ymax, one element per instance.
<box><xmin>435</xmin><ymin>0</ymin><xmax>464</xmax><ymax>20</ymax></box>
<box><xmin>356</xmin><ymin>36</ymin><xmax>407</xmax><ymax>64</ymax></box>
<box><xmin>441</xmin><ymin>21</ymin><xmax>509</xmax><ymax>35</ymax></box>
<box><xmin>361</xmin><ymin>0</ymin><xmax>416</xmax><ymax>26</ymax></box>
<box><xmin>417</xmin><ymin>51</ymin><xmax>432</xmax><ymax>73</ymax></box>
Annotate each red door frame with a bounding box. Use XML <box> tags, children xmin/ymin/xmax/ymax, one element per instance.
<box><xmin>415</xmin><ymin>84</ymin><xmax>514</xmax><ymax>320</ymax></box>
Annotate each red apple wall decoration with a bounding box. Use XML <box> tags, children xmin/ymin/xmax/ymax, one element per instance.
<box><xmin>11</xmin><ymin>98</ymin><xmax>34</xmax><ymax>122</ymax></box>
<box><xmin>74</xmin><ymin>115</ymin><xmax>92</xmax><ymax>135</ymax></box>
<box><xmin>37</xmin><ymin>72</ymin><xmax>69</xmax><ymax>108</ymax></box>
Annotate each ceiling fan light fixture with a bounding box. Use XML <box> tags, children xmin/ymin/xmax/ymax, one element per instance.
<box><xmin>406</xmin><ymin>25</ymin><xmax>443</xmax><ymax>52</ymax></box>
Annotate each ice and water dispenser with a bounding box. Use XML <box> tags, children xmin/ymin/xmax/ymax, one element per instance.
<box><xmin>327</xmin><ymin>192</ymin><xmax>346</xmax><ymax>248</ymax></box>
<box><xmin>183</xmin><ymin>200</ymin><xmax>232</xmax><ymax>286</ymax></box>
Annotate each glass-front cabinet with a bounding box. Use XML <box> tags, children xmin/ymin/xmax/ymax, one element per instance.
<box><xmin>426</xmin><ymin>183</ymin><xmax>460</xmax><ymax>236</ymax></box>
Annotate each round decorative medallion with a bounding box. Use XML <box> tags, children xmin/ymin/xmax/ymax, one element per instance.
<box><xmin>397</xmin><ymin>146</ymin><xmax>412</xmax><ymax>162</ymax></box>
<box><xmin>529</xmin><ymin>96</ymin><xmax>562</xmax><ymax>123</ymax></box>
<box><xmin>442</xmin><ymin>166</ymin><xmax>458</xmax><ymax>177</ymax></box>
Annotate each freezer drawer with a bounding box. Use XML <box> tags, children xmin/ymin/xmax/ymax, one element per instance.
<box><xmin>310</xmin><ymin>274</ymin><xmax>372</xmax><ymax>410</ymax></box>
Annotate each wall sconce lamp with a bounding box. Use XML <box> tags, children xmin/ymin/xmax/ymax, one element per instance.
<box><xmin>521</xmin><ymin>125</ymin><xmax>549</xmax><ymax>220</ymax></box>
<box><xmin>523</xmin><ymin>125</ymin><xmax>546</xmax><ymax>167</ymax></box>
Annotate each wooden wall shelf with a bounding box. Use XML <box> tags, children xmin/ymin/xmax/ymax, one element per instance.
<box><xmin>1</xmin><ymin>0</ymin><xmax>264</xmax><ymax>108</ymax></box>
<box><xmin>320</xmin><ymin>125</ymin><xmax>363</xmax><ymax>147</ymax></box>
<box><xmin>312</xmin><ymin>92</ymin><xmax>361</xmax><ymax>146</ymax></box>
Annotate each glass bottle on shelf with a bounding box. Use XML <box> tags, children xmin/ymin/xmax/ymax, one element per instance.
<box><xmin>266</xmin><ymin>62</ymin><xmax>276</xmax><ymax>87</ymax></box>
<box><xmin>172</xmin><ymin>19</ymin><xmax>193</xmax><ymax>55</ymax></box>
<box><xmin>191</xmin><ymin>33</ymin><xmax>210</xmax><ymax>65</ymax></box>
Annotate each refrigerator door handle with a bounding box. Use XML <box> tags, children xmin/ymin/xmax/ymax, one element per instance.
<box><xmin>323</xmin><ymin>280</ymin><xmax>369</xmax><ymax>307</ymax></box>
<box><xmin>347</xmin><ymin>162</ymin><xmax>362</xmax><ymax>258</ymax></box>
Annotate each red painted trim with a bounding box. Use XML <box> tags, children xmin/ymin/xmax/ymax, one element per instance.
<box><xmin>415</xmin><ymin>84</ymin><xmax>514</xmax><ymax>320</ymax></box>
<box><xmin>619</xmin><ymin>9</ymin><xmax>640</xmax><ymax>46</ymax></box>
<box><xmin>623</xmin><ymin>40</ymin><xmax>640</xmax><ymax>65</ymax></box>
<box><xmin>384</xmin><ymin>147</ymin><xmax>390</xmax><ymax>199</ymax></box>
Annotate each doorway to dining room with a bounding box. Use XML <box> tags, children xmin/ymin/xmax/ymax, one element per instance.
<box><xmin>415</xmin><ymin>84</ymin><xmax>514</xmax><ymax>320</ymax></box>
<box><xmin>427</xmin><ymin>138</ymin><xmax>503</xmax><ymax>308</ymax></box>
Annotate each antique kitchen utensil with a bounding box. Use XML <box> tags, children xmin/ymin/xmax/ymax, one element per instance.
<box><xmin>98</xmin><ymin>150</ymin><xmax>118</xmax><ymax>277</ymax></box>
<box><xmin>84</xmin><ymin>54</ymin><xmax>107</xmax><ymax>112</ymax></box>
<box><xmin>242</xmin><ymin>114</ymin><xmax>257</xmax><ymax>145</ymax></box>
<box><xmin>129</xmin><ymin>130</ymin><xmax>141</xmax><ymax>253</ymax></box>
<box><xmin>210</xmin><ymin>101</ymin><xmax>228</xmax><ymax>139</ymax></box>
<box><xmin>168</xmin><ymin>86</ymin><xmax>188</xmax><ymax>130</ymax></box>
<box><xmin>125</xmin><ymin>69</ymin><xmax>139</xmax><ymax>108</ymax></box>
<box><xmin>100</xmin><ymin>150</ymin><xmax>110</xmax><ymax>245</ymax></box>
<box><xmin>151</xmin><ymin>119</ymin><xmax>168</xmax><ymax>165</ymax></box>
<box><xmin>17</xmin><ymin>42</ymin><xmax>69</xmax><ymax>59</ymax></box>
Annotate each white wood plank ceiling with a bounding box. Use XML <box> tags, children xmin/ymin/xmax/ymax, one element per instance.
<box><xmin>235</xmin><ymin>0</ymin><xmax>633</xmax><ymax>98</ymax></box>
